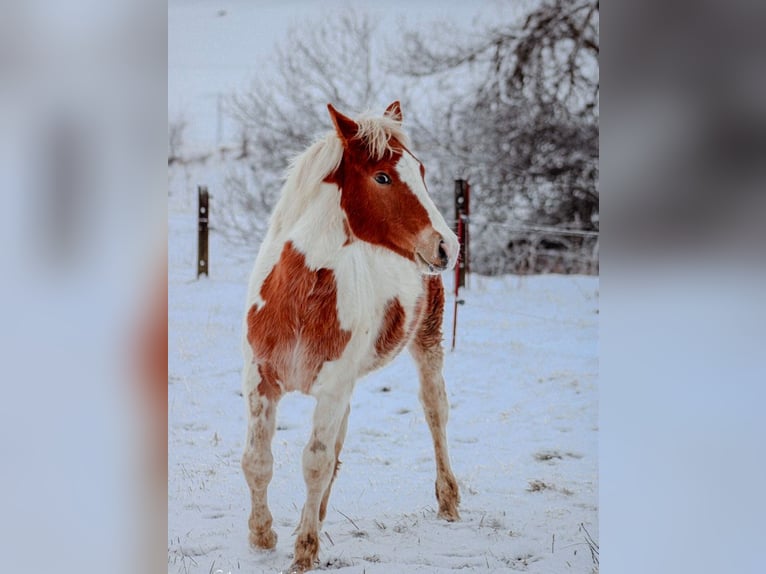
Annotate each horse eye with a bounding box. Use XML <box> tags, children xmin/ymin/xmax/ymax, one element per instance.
<box><xmin>374</xmin><ymin>173</ymin><xmax>392</xmax><ymax>185</ymax></box>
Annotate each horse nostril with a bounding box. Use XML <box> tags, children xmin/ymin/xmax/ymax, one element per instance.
<box><xmin>437</xmin><ymin>240</ymin><xmax>449</xmax><ymax>266</ymax></box>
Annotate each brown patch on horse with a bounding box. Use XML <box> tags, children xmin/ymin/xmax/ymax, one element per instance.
<box><xmin>413</xmin><ymin>276</ymin><xmax>445</xmax><ymax>350</ymax></box>
<box><xmin>375</xmin><ymin>298</ymin><xmax>406</xmax><ymax>357</ymax></box>
<box><xmin>247</xmin><ymin>241</ymin><xmax>351</xmax><ymax>393</ymax></box>
<box><xmin>325</xmin><ymin>142</ymin><xmax>431</xmax><ymax>262</ymax></box>
<box><xmin>309</xmin><ymin>439</ymin><xmax>327</xmax><ymax>453</ymax></box>
<box><xmin>256</xmin><ymin>363</ymin><xmax>281</xmax><ymax>401</ymax></box>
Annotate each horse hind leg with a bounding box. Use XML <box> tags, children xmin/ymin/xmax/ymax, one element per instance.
<box><xmin>319</xmin><ymin>404</ymin><xmax>350</xmax><ymax>523</ymax></box>
<box><xmin>409</xmin><ymin>276</ymin><xmax>460</xmax><ymax>521</ymax></box>
<box><xmin>241</xmin><ymin>361</ymin><xmax>282</xmax><ymax>549</ymax></box>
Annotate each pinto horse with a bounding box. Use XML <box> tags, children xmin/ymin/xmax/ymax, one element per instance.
<box><xmin>241</xmin><ymin>101</ymin><xmax>460</xmax><ymax>573</ymax></box>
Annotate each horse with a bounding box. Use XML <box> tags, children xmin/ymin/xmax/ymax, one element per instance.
<box><xmin>241</xmin><ymin>101</ymin><xmax>461</xmax><ymax>573</ymax></box>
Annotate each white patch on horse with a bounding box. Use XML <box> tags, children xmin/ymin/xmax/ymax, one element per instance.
<box><xmin>395</xmin><ymin>151</ymin><xmax>460</xmax><ymax>267</ymax></box>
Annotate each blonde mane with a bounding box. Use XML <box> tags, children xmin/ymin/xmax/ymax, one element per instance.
<box><xmin>269</xmin><ymin>110</ymin><xmax>410</xmax><ymax>235</ymax></box>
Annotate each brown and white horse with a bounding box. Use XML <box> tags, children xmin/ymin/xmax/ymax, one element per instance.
<box><xmin>241</xmin><ymin>102</ymin><xmax>460</xmax><ymax>573</ymax></box>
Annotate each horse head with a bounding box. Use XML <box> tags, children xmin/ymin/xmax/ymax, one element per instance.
<box><xmin>326</xmin><ymin>102</ymin><xmax>459</xmax><ymax>274</ymax></box>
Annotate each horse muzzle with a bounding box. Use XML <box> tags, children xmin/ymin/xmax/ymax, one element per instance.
<box><xmin>415</xmin><ymin>231</ymin><xmax>459</xmax><ymax>275</ymax></box>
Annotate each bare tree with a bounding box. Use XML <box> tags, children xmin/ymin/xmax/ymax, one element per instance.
<box><xmin>219</xmin><ymin>2</ymin><xmax>598</xmax><ymax>274</ymax></box>
<box><xmin>221</xmin><ymin>9</ymin><xmax>392</xmax><ymax>245</ymax></box>
<box><xmin>390</xmin><ymin>0</ymin><xmax>599</xmax><ymax>274</ymax></box>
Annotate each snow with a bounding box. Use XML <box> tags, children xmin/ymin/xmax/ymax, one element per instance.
<box><xmin>168</xmin><ymin>200</ymin><xmax>599</xmax><ymax>573</ymax></box>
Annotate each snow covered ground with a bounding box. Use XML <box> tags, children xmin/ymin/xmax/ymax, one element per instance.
<box><xmin>168</xmin><ymin>192</ymin><xmax>599</xmax><ymax>573</ymax></box>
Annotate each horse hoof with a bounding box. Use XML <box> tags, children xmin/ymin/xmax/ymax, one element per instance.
<box><xmin>436</xmin><ymin>477</ymin><xmax>461</xmax><ymax>521</ymax></box>
<box><xmin>438</xmin><ymin>506</ymin><xmax>460</xmax><ymax>522</ymax></box>
<box><xmin>249</xmin><ymin>528</ymin><xmax>278</xmax><ymax>549</ymax></box>
<box><xmin>286</xmin><ymin>558</ymin><xmax>313</xmax><ymax>573</ymax></box>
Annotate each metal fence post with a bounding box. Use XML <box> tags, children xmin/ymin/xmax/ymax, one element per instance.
<box><xmin>197</xmin><ymin>186</ymin><xmax>209</xmax><ymax>278</ymax></box>
<box><xmin>453</xmin><ymin>179</ymin><xmax>470</xmax><ymax>288</ymax></box>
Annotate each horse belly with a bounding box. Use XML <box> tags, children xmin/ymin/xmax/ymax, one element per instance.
<box><xmin>286</xmin><ymin>328</ymin><xmax>353</xmax><ymax>393</ymax></box>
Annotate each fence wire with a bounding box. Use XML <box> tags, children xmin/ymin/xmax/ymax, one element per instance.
<box><xmin>452</xmin><ymin>218</ymin><xmax>599</xmax><ymax>238</ymax></box>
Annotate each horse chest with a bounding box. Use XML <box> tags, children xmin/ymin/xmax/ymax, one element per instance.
<box><xmin>332</xmin><ymin>248</ymin><xmax>426</xmax><ymax>373</ymax></box>
<box><xmin>247</xmin><ymin>240</ymin><xmax>425</xmax><ymax>392</ymax></box>
<box><xmin>247</xmin><ymin>241</ymin><xmax>352</xmax><ymax>392</ymax></box>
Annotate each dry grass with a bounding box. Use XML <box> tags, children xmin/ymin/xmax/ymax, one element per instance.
<box><xmin>527</xmin><ymin>479</ymin><xmax>551</xmax><ymax>492</ymax></box>
<box><xmin>580</xmin><ymin>522</ymin><xmax>599</xmax><ymax>572</ymax></box>
<box><xmin>527</xmin><ymin>479</ymin><xmax>574</xmax><ymax>496</ymax></box>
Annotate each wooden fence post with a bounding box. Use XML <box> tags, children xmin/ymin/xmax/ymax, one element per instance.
<box><xmin>197</xmin><ymin>186</ymin><xmax>209</xmax><ymax>278</ymax></box>
<box><xmin>451</xmin><ymin>179</ymin><xmax>470</xmax><ymax>350</ymax></box>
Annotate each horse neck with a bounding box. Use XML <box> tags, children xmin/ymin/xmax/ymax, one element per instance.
<box><xmin>269</xmin><ymin>180</ymin><xmax>348</xmax><ymax>268</ymax></box>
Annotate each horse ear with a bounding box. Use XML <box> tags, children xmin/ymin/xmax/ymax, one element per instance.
<box><xmin>327</xmin><ymin>104</ymin><xmax>358</xmax><ymax>145</ymax></box>
<box><xmin>384</xmin><ymin>100</ymin><xmax>403</xmax><ymax>122</ymax></box>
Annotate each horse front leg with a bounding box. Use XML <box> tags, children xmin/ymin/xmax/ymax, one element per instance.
<box><xmin>409</xmin><ymin>276</ymin><xmax>460</xmax><ymax>521</ymax></box>
<box><xmin>290</xmin><ymin>386</ymin><xmax>352</xmax><ymax>573</ymax></box>
<box><xmin>241</xmin><ymin>361</ymin><xmax>282</xmax><ymax>549</ymax></box>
